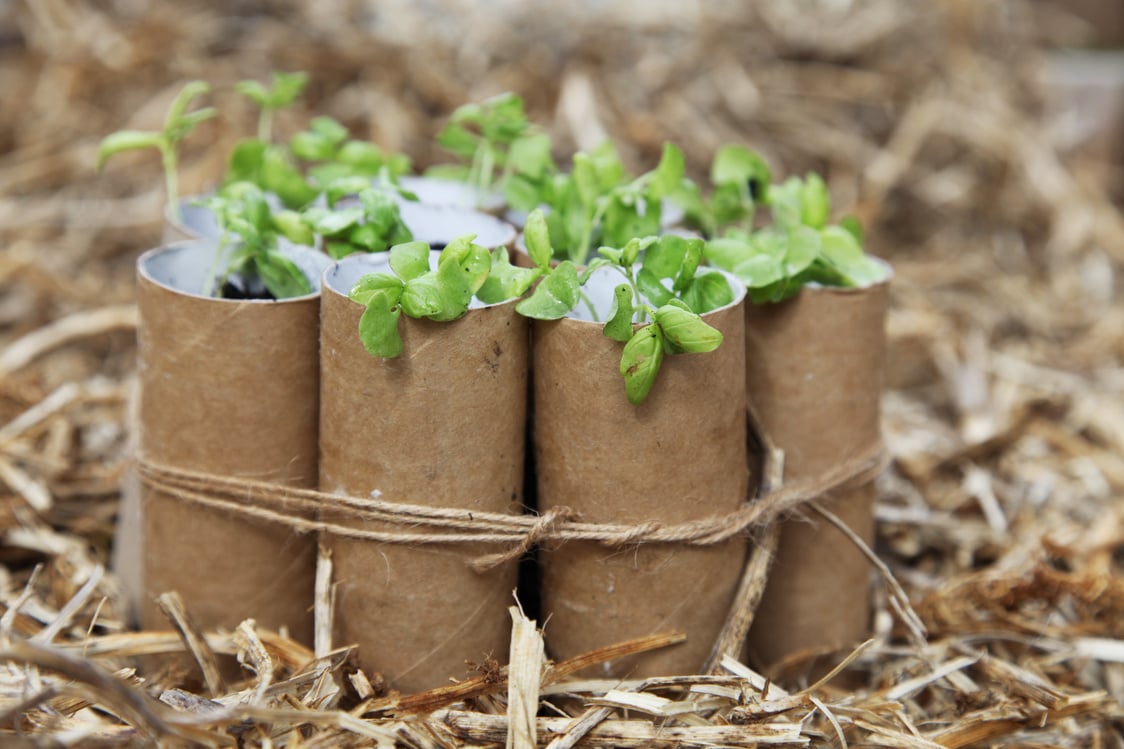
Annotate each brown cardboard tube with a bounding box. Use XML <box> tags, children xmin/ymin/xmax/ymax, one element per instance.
<box><xmin>319</xmin><ymin>252</ymin><xmax>528</xmax><ymax>692</ymax></box>
<box><xmin>534</xmin><ymin>268</ymin><xmax>750</xmax><ymax>678</ymax></box>
<box><xmin>743</xmin><ymin>266</ymin><xmax>891</xmax><ymax>676</ymax></box>
<box><xmin>136</xmin><ymin>240</ymin><xmax>326</xmax><ymax>645</ymax></box>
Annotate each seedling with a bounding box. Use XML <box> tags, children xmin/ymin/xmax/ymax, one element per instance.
<box><xmin>542</xmin><ymin>141</ymin><xmax>689</xmax><ymax>265</ymax></box>
<box><xmin>349</xmin><ymin>235</ymin><xmax>537</xmax><ymax>358</ymax></box>
<box><xmin>291</xmin><ymin>116</ymin><xmax>412</xmax><ymax>189</ymax></box>
<box><xmin>236</xmin><ymin>71</ymin><xmax>309</xmax><ymax>143</ymax></box>
<box><xmin>673</xmin><ymin>144</ymin><xmax>772</xmax><ymax>238</ymax></box>
<box><xmin>433</xmin><ymin>92</ymin><xmax>554</xmax><ymax>210</ymax></box>
<box><xmin>301</xmin><ymin>178</ymin><xmax>415</xmax><ymax>259</ymax></box>
<box><xmin>97</xmin><ymin>81</ymin><xmax>216</xmax><ymax>224</ymax></box>
<box><xmin>225</xmin><ymin>72</ymin><xmax>319</xmax><ymax>209</ymax></box>
<box><xmin>201</xmin><ymin>182</ymin><xmax>312</xmax><ymax>300</ymax></box>
<box><xmin>704</xmin><ymin>169</ymin><xmax>887</xmax><ymax>302</ymax></box>
<box><xmin>517</xmin><ymin>209</ymin><xmax>731</xmax><ymax>404</ymax></box>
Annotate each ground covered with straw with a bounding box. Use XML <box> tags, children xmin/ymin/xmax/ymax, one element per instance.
<box><xmin>0</xmin><ymin>1</ymin><xmax>1122</xmax><ymax>746</ymax></box>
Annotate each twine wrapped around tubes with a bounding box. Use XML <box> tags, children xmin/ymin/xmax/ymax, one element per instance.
<box><xmin>136</xmin><ymin>443</ymin><xmax>887</xmax><ymax>573</ymax></box>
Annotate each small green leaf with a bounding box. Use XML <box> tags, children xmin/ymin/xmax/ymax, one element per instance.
<box><xmin>622</xmin><ymin>236</ymin><xmax>656</xmax><ymax>267</ymax></box>
<box><xmin>308</xmin><ymin>207</ymin><xmax>364</xmax><ymax>236</ymax></box>
<box><xmin>235</xmin><ymin>80</ymin><xmax>269</xmax><ymax>107</ymax></box>
<box><xmin>636</xmin><ymin>268</ymin><xmax>673</xmax><ymax>308</ymax></box>
<box><xmin>291</xmin><ymin>131</ymin><xmax>337</xmax><ymax>162</ymax></box>
<box><xmin>266</xmin><ymin>71</ymin><xmax>308</xmax><ymax>108</ymax></box>
<box><xmin>258</xmin><ymin>251</ymin><xmax>313</xmax><ymax>299</ymax></box>
<box><xmin>261</xmin><ymin>146</ymin><xmax>318</xmax><ymax>208</ymax></box>
<box><xmin>597</xmin><ymin>246</ymin><xmax>623</xmax><ymax>264</ymax></box>
<box><xmin>477</xmin><ymin>248</ymin><xmax>542</xmax><ymax>304</ymax></box>
<box><xmin>436</xmin><ymin>122</ymin><xmax>480</xmax><ymax>159</ymax></box>
<box><xmin>654</xmin><ymin>304</ymin><xmax>723</xmax><ymax>354</ymax></box>
<box><xmin>515</xmin><ymin>260</ymin><xmax>580</xmax><ymax>320</ymax></box>
<box><xmin>358</xmin><ymin>291</ymin><xmax>403</xmax><ymax>358</ymax></box>
<box><xmin>271</xmin><ymin>210</ymin><xmax>314</xmax><ymax>247</ymax></box>
<box><xmin>600</xmin><ymin>193</ymin><xmax>660</xmax><ymax>248</ymax></box>
<box><xmin>571</xmin><ymin>153</ymin><xmax>600</xmax><ymax>208</ymax></box>
<box><xmin>96</xmin><ymin>131</ymin><xmax>164</xmax><ymax>169</ymax></box>
<box><xmin>768</xmin><ymin>177</ymin><xmax>803</xmax><ymax>231</ymax></box>
<box><xmin>711</xmin><ymin>144</ymin><xmax>771</xmax><ymax>194</ymax></box>
<box><xmin>704</xmin><ymin>237</ymin><xmax>752</xmax><ymax>272</ymax></box>
<box><xmin>389</xmin><ymin>241</ymin><xmax>432</xmax><ymax>281</ymax></box>
<box><xmin>680</xmin><ymin>271</ymin><xmax>735</xmax><ymax>314</ymax></box>
<box><xmin>603</xmin><ymin>284</ymin><xmax>635</xmax><ymax>342</ymax></box>
<box><xmin>225</xmin><ymin>139</ymin><xmax>266</xmax><ymax>185</ymax></box>
<box><xmin>840</xmin><ymin>215</ymin><xmax>865</xmax><ymax>244</ymax></box>
<box><xmin>400</xmin><ymin>275</ymin><xmax>445</xmax><ymax>318</ymax></box>
<box><xmin>820</xmin><ymin>226</ymin><xmax>886</xmax><ymax>287</ymax></box>
<box><xmin>648</xmin><ymin>142</ymin><xmax>685</xmax><ymax>200</ymax></box>
<box><xmin>337</xmin><ymin>140</ymin><xmax>384</xmax><ymax>172</ymax></box>
<box><xmin>784</xmin><ymin>226</ymin><xmax>821</xmax><ymax>275</ymax></box>
<box><xmin>524</xmin><ymin>209</ymin><xmax>554</xmax><ymax>270</ymax></box>
<box><xmin>326</xmin><ymin>240</ymin><xmax>355</xmax><ymax>260</ymax></box>
<box><xmin>349</xmin><ymin>273</ymin><xmax>403</xmax><ymax>306</ymax></box>
<box><xmin>642</xmin><ymin>234</ymin><xmax>702</xmax><ymax>291</ymax></box>
<box><xmin>800</xmin><ymin>173</ymin><xmax>830</xmax><ymax>229</ymax></box>
<box><xmin>733</xmin><ymin>254</ymin><xmax>785</xmax><ymax>289</ymax></box>
<box><xmin>164</xmin><ymin>81</ymin><xmax>211</xmax><ymax>134</ymax></box>
<box><xmin>503</xmin><ymin>173</ymin><xmax>545</xmax><ymax>212</ymax></box>
<box><xmin>620</xmin><ymin>324</ymin><xmax>665</xmax><ymax>405</ymax></box>
<box><xmin>508</xmin><ymin>132</ymin><xmax>553</xmax><ymax>177</ymax></box>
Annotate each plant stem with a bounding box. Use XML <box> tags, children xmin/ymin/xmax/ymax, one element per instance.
<box><xmin>161</xmin><ymin>142</ymin><xmax>181</xmax><ymax>225</ymax></box>
<box><xmin>259</xmin><ymin>108</ymin><xmax>272</xmax><ymax>144</ymax></box>
<box><xmin>580</xmin><ymin>290</ymin><xmax>600</xmax><ymax>323</ymax></box>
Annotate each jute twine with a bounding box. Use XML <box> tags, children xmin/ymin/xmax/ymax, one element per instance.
<box><xmin>137</xmin><ymin>443</ymin><xmax>887</xmax><ymax>573</ymax></box>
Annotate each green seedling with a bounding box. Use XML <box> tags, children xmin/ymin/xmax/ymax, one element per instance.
<box><xmin>516</xmin><ymin>209</ymin><xmax>730</xmax><ymax>404</ymax></box>
<box><xmin>292</xmin><ymin>116</ymin><xmax>412</xmax><ymax>189</ymax></box>
<box><xmin>350</xmin><ymin>235</ymin><xmax>537</xmax><ymax>358</ymax></box>
<box><xmin>236</xmin><ymin>71</ymin><xmax>309</xmax><ymax>143</ymax></box>
<box><xmin>673</xmin><ymin>144</ymin><xmax>772</xmax><ymax>238</ymax></box>
<box><xmin>97</xmin><ymin>81</ymin><xmax>217</xmax><ymax>224</ymax></box>
<box><xmin>704</xmin><ymin>171</ymin><xmax>887</xmax><ymax>302</ymax></box>
<box><xmin>201</xmin><ymin>182</ymin><xmax>312</xmax><ymax>300</ymax></box>
<box><xmin>543</xmin><ymin>141</ymin><xmax>690</xmax><ymax>265</ymax></box>
<box><xmin>301</xmin><ymin>180</ymin><xmax>415</xmax><ymax>259</ymax></box>
<box><xmin>433</xmin><ymin>92</ymin><xmax>554</xmax><ymax>210</ymax></box>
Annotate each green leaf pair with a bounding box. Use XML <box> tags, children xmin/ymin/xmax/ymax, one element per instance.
<box><xmin>97</xmin><ymin>81</ymin><xmax>217</xmax><ymax>224</ymax></box>
<box><xmin>350</xmin><ymin>236</ymin><xmax>529</xmax><ymax>358</ymax></box>
<box><xmin>619</xmin><ymin>301</ymin><xmax>723</xmax><ymax>405</ymax></box>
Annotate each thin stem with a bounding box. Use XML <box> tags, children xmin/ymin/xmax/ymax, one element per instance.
<box><xmin>579</xmin><ymin>290</ymin><xmax>600</xmax><ymax>323</ymax></box>
<box><xmin>577</xmin><ymin>197</ymin><xmax>611</xmax><ymax>265</ymax></box>
<box><xmin>477</xmin><ymin>143</ymin><xmax>495</xmax><ymax>206</ymax></box>
<box><xmin>161</xmin><ymin>142</ymin><xmax>180</xmax><ymax>225</ymax></box>
<box><xmin>203</xmin><ymin>233</ymin><xmax>229</xmax><ymax>297</ymax></box>
<box><xmin>258</xmin><ymin>108</ymin><xmax>272</xmax><ymax>143</ymax></box>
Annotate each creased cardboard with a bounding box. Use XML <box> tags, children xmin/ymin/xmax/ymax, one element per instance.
<box><xmin>318</xmin><ymin>252</ymin><xmax>528</xmax><ymax>692</ymax></box>
<box><xmin>744</xmin><ymin>270</ymin><xmax>891</xmax><ymax>675</ymax></box>
<box><xmin>533</xmin><ymin>268</ymin><xmax>749</xmax><ymax>677</ymax></box>
<box><xmin>136</xmin><ymin>241</ymin><xmax>325</xmax><ymax>645</ymax></box>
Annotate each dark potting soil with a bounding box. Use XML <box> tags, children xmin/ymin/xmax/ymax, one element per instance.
<box><xmin>219</xmin><ymin>273</ymin><xmax>276</xmax><ymax>300</ymax></box>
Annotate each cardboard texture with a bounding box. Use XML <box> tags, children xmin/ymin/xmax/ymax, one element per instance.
<box><xmin>136</xmin><ymin>241</ymin><xmax>324</xmax><ymax>645</ymax></box>
<box><xmin>319</xmin><ymin>253</ymin><xmax>528</xmax><ymax>692</ymax></box>
<box><xmin>533</xmin><ymin>269</ymin><xmax>749</xmax><ymax>677</ymax></box>
<box><xmin>743</xmin><ymin>273</ymin><xmax>890</xmax><ymax>673</ymax></box>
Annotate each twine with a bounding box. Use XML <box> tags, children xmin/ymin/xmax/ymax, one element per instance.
<box><xmin>136</xmin><ymin>443</ymin><xmax>887</xmax><ymax>572</ymax></box>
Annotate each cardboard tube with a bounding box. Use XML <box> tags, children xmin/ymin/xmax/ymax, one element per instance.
<box><xmin>534</xmin><ymin>268</ymin><xmax>749</xmax><ymax>678</ymax></box>
<box><xmin>743</xmin><ymin>269</ymin><xmax>891</xmax><ymax>676</ymax></box>
<box><xmin>136</xmin><ymin>241</ymin><xmax>326</xmax><ymax>644</ymax></box>
<box><xmin>319</xmin><ymin>252</ymin><xmax>527</xmax><ymax>692</ymax></box>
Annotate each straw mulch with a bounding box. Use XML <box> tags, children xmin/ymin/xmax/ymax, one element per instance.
<box><xmin>1</xmin><ymin>0</ymin><xmax>1122</xmax><ymax>746</ymax></box>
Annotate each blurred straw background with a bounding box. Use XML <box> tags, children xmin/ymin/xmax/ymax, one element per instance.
<box><xmin>1</xmin><ymin>0</ymin><xmax>1123</xmax><ymax>746</ymax></box>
